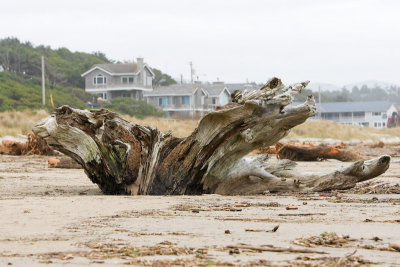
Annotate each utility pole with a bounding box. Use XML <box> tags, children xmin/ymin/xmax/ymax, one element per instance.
<box><xmin>189</xmin><ymin>61</ymin><xmax>194</xmax><ymax>84</ymax></box>
<box><xmin>318</xmin><ymin>86</ymin><xmax>321</xmax><ymax>120</ymax></box>
<box><xmin>41</xmin><ymin>56</ymin><xmax>45</xmax><ymax>105</ymax></box>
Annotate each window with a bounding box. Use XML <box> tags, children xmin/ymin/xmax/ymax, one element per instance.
<box><xmin>181</xmin><ymin>96</ymin><xmax>190</xmax><ymax>105</ymax></box>
<box><xmin>323</xmin><ymin>113</ymin><xmax>339</xmax><ymax>119</ymax></box>
<box><xmin>158</xmin><ymin>97</ymin><xmax>170</xmax><ymax>108</ymax></box>
<box><xmin>122</xmin><ymin>76</ymin><xmax>135</xmax><ymax>84</ymax></box>
<box><xmin>147</xmin><ymin>77</ymin><xmax>152</xmax><ymax>86</ymax></box>
<box><xmin>93</xmin><ymin>74</ymin><xmax>107</xmax><ymax>85</ymax></box>
<box><xmin>212</xmin><ymin>98</ymin><xmax>216</xmax><ymax>105</ymax></box>
<box><xmin>353</xmin><ymin>112</ymin><xmax>365</xmax><ymax>117</ymax></box>
<box><xmin>341</xmin><ymin>112</ymin><xmax>352</xmax><ymax>117</ymax></box>
<box><xmin>373</xmin><ymin>112</ymin><xmax>381</xmax><ymax>116</ymax></box>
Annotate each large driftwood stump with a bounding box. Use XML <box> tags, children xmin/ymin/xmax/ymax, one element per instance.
<box><xmin>33</xmin><ymin>78</ymin><xmax>390</xmax><ymax>195</ymax></box>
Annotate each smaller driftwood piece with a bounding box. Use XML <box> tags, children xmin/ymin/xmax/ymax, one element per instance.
<box><xmin>0</xmin><ymin>132</ymin><xmax>56</xmax><ymax>156</ymax></box>
<box><xmin>33</xmin><ymin>77</ymin><xmax>390</xmax><ymax>195</ymax></box>
<box><xmin>275</xmin><ymin>143</ymin><xmax>363</xmax><ymax>162</ymax></box>
<box><xmin>48</xmin><ymin>157</ymin><xmax>82</xmax><ymax>169</ymax></box>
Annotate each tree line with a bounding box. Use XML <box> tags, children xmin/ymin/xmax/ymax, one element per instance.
<box><xmin>0</xmin><ymin>37</ymin><xmax>176</xmax><ymax>89</ymax></box>
<box><xmin>0</xmin><ymin>37</ymin><xmax>174</xmax><ymax>114</ymax></box>
<box><xmin>296</xmin><ymin>85</ymin><xmax>400</xmax><ymax>103</ymax></box>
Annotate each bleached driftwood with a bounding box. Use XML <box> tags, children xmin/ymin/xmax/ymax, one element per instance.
<box><xmin>216</xmin><ymin>155</ymin><xmax>390</xmax><ymax>194</ymax></box>
<box><xmin>32</xmin><ymin>77</ymin><xmax>390</xmax><ymax>195</ymax></box>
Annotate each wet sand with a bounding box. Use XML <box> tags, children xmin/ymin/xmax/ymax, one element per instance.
<box><xmin>0</xmin><ymin>153</ymin><xmax>399</xmax><ymax>266</ymax></box>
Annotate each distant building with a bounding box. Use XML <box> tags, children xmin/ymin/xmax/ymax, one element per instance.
<box><xmin>311</xmin><ymin>101</ymin><xmax>399</xmax><ymax>128</ymax></box>
<box><xmin>202</xmin><ymin>82</ymin><xmax>231</xmax><ymax>109</ymax></box>
<box><xmin>144</xmin><ymin>82</ymin><xmax>258</xmax><ymax>117</ymax></box>
<box><xmin>81</xmin><ymin>58</ymin><xmax>154</xmax><ymax>101</ymax></box>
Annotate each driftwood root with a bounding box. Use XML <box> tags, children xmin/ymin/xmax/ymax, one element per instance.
<box><xmin>32</xmin><ymin>77</ymin><xmax>390</xmax><ymax>195</ymax></box>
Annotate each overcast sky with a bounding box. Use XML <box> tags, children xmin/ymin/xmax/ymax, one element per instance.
<box><xmin>1</xmin><ymin>0</ymin><xmax>399</xmax><ymax>85</ymax></box>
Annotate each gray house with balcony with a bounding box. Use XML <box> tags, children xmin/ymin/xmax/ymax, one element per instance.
<box><xmin>311</xmin><ymin>101</ymin><xmax>399</xmax><ymax>128</ymax></box>
<box><xmin>143</xmin><ymin>82</ymin><xmax>231</xmax><ymax>117</ymax></box>
<box><xmin>81</xmin><ymin>58</ymin><xmax>154</xmax><ymax>101</ymax></box>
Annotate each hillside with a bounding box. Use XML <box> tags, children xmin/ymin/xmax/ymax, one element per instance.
<box><xmin>0</xmin><ymin>71</ymin><xmax>94</xmax><ymax>111</ymax></box>
<box><xmin>0</xmin><ymin>37</ymin><xmax>110</xmax><ymax>111</ymax></box>
<box><xmin>0</xmin><ymin>37</ymin><xmax>169</xmax><ymax>115</ymax></box>
<box><xmin>0</xmin><ymin>37</ymin><xmax>111</xmax><ymax>88</ymax></box>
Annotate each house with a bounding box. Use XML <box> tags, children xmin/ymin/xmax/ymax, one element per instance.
<box><xmin>143</xmin><ymin>81</ymin><xmax>232</xmax><ymax>117</ymax></box>
<box><xmin>311</xmin><ymin>101</ymin><xmax>399</xmax><ymax>128</ymax></box>
<box><xmin>81</xmin><ymin>58</ymin><xmax>154</xmax><ymax>101</ymax></box>
<box><xmin>202</xmin><ymin>82</ymin><xmax>231</xmax><ymax>109</ymax></box>
<box><xmin>144</xmin><ymin>83</ymin><xmax>209</xmax><ymax>117</ymax></box>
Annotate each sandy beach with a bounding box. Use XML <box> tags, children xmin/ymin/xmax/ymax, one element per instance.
<box><xmin>0</xmin><ymin>149</ymin><xmax>400</xmax><ymax>266</ymax></box>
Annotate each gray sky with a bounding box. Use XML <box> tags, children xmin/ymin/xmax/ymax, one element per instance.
<box><xmin>1</xmin><ymin>0</ymin><xmax>399</xmax><ymax>85</ymax></box>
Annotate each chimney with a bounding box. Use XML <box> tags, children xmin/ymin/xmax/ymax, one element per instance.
<box><xmin>136</xmin><ymin>57</ymin><xmax>144</xmax><ymax>71</ymax></box>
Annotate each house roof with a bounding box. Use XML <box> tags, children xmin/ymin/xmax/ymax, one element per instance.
<box><xmin>318</xmin><ymin>101</ymin><xmax>394</xmax><ymax>113</ymax></box>
<box><xmin>292</xmin><ymin>101</ymin><xmax>396</xmax><ymax>113</ymax></box>
<box><xmin>143</xmin><ymin>84</ymin><xmax>196</xmax><ymax>96</ymax></box>
<box><xmin>202</xmin><ymin>84</ymin><xmax>230</xmax><ymax>97</ymax></box>
<box><xmin>81</xmin><ymin>62</ymin><xmax>155</xmax><ymax>77</ymax></box>
<box><xmin>93</xmin><ymin>63</ymin><xmax>139</xmax><ymax>74</ymax></box>
<box><xmin>144</xmin><ymin>83</ymin><xmax>232</xmax><ymax>97</ymax></box>
<box><xmin>81</xmin><ymin>63</ymin><xmax>139</xmax><ymax>76</ymax></box>
<box><xmin>225</xmin><ymin>83</ymin><xmax>260</xmax><ymax>92</ymax></box>
<box><xmin>144</xmin><ymin>82</ymin><xmax>262</xmax><ymax>97</ymax></box>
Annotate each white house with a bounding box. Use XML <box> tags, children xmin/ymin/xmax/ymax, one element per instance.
<box><xmin>312</xmin><ymin>101</ymin><xmax>399</xmax><ymax>128</ymax></box>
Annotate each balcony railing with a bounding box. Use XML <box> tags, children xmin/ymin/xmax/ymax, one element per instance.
<box><xmin>86</xmin><ymin>83</ymin><xmax>152</xmax><ymax>91</ymax></box>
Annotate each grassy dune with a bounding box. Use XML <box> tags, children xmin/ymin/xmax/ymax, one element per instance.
<box><xmin>129</xmin><ymin>117</ymin><xmax>400</xmax><ymax>142</ymax></box>
<box><xmin>0</xmin><ymin>110</ymin><xmax>49</xmax><ymax>137</ymax></box>
<box><xmin>288</xmin><ymin>120</ymin><xmax>400</xmax><ymax>142</ymax></box>
<box><xmin>1</xmin><ymin>110</ymin><xmax>399</xmax><ymax>142</ymax></box>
